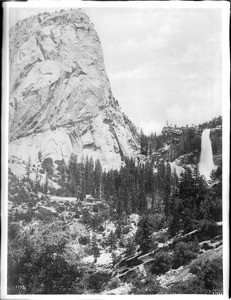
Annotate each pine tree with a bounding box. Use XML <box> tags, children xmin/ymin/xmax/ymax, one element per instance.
<box><xmin>41</xmin><ymin>157</ymin><xmax>54</xmax><ymax>194</ymax></box>
<box><xmin>56</xmin><ymin>159</ymin><xmax>67</xmax><ymax>196</ymax></box>
<box><xmin>120</xmin><ymin>165</ymin><xmax>132</xmax><ymax>216</ymax></box>
<box><xmin>91</xmin><ymin>234</ymin><xmax>100</xmax><ymax>263</ymax></box>
<box><xmin>38</xmin><ymin>150</ymin><xmax>42</xmax><ymax>162</ymax></box>
<box><xmin>34</xmin><ymin>167</ymin><xmax>41</xmax><ymax>193</ymax></box>
<box><xmin>163</xmin><ymin>162</ymin><xmax>172</xmax><ymax>218</ymax></box>
<box><xmin>42</xmin><ymin>157</ymin><xmax>54</xmax><ymax>177</ymax></box>
<box><xmin>178</xmin><ymin>167</ymin><xmax>195</xmax><ymax>199</ymax></box>
<box><xmin>85</xmin><ymin>156</ymin><xmax>94</xmax><ymax>195</ymax></box>
<box><xmin>168</xmin><ymin>167</ymin><xmax>208</xmax><ymax>236</ymax></box>
<box><xmin>156</xmin><ymin>134</ymin><xmax>164</xmax><ymax>150</ymax></box>
<box><xmin>66</xmin><ymin>154</ymin><xmax>78</xmax><ymax>196</ymax></box>
<box><xmin>107</xmin><ymin>231</ymin><xmax>117</xmax><ymax>251</ymax></box>
<box><xmin>44</xmin><ymin>172</ymin><xmax>49</xmax><ymax>194</ymax></box>
<box><xmin>193</xmin><ymin>164</ymin><xmax>207</xmax><ymax>219</ymax></box>
<box><xmin>94</xmin><ymin>159</ymin><xmax>102</xmax><ymax>198</ymax></box>
<box><xmin>140</xmin><ymin>129</ymin><xmax>148</xmax><ymax>155</ymax></box>
<box><xmin>79</xmin><ymin>156</ymin><xmax>86</xmax><ymax>201</ymax></box>
<box><xmin>149</xmin><ymin>133</ymin><xmax>155</xmax><ymax>155</ymax></box>
<box><xmin>135</xmin><ymin>215</ymin><xmax>153</xmax><ymax>254</ymax></box>
<box><xmin>137</xmin><ymin>190</ymin><xmax>147</xmax><ymax>215</ymax></box>
<box><xmin>26</xmin><ymin>156</ymin><xmax>32</xmax><ymax>180</ymax></box>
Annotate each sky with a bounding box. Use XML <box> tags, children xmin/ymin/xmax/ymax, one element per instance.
<box><xmin>9</xmin><ymin>6</ymin><xmax>222</xmax><ymax>134</ymax></box>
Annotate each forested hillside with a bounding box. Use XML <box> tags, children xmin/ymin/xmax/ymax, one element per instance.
<box><xmin>8</xmin><ymin>147</ymin><xmax>222</xmax><ymax>294</ymax></box>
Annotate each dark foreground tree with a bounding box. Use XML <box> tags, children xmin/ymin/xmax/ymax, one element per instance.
<box><xmin>8</xmin><ymin>221</ymin><xmax>88</xmax><ymax>294</ymax></box>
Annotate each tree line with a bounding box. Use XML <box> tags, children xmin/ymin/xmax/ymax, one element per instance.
<box><xmin>38</xmin><ymin>155</ymin><xmax>175</xmax><ymax>220</ymax></box>
<box><xmin>37</xmin><ymin>152</ymin><xmax>222</xmax><ymax>238</ymax></box>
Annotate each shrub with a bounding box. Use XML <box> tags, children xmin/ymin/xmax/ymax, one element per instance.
<box><xmin>167</xmin><ymin>278</ymin><xmax>207</xmax><ymax>294</ymax></box>
<box><xmin>148</xmin><ymin>213</ymin><xmax>166</xmax><ymax>231</ymax></box>
<box><xmin>82</xmin><ymin>209</ymin><xmax>92</xmax><ymax>225</ymax></box>
<box><xmin>124</xmin><ymin>237</ymin><xmax>137</xmax><ymax>257</ymax></box>
<box><xmin>155</xmin><ymin>232</ymin><xmax>168</xmax><ymax>243</ymax></box>
<box><xmin>74</xmin><ymin>212</ymin><xmax>80</xmax><ymax>218</ymax></box>
<box><xmin>8</xmin><ymin>221</ymin><xmax>86</xmax><ymax>294</ymax></box>
<box><xmin>41</xmin><ymin>157</ymin><xmax>54</xmax><ymax>176</ymax></box>
<box><xmin>122</xmin><ymin>225</ymin><xmax>131</xmax><ymax>235</ymax></box>
<box><xmin>174</xmin><ymin>257</ymin><xmax>223</xmax><ymax>294</ymax></box>
<box><xmin>189</xmin><ymin>261</ymin><xmax>202</xmax><ymax>275</ymax></box>
<box><xmin>87</xmin><ymin>271</ymin><xmax>110</xmax><ymax>293</ymax></box>
<box><xmin>78</xmin><ymin>236</ymin><xmax>89</xmax><ymax>245</ymax></box>
<box><xmin>149</xmin><ymin>250</ymin><xmax>173</xmax><ymax>275</ymax></box>
<box><xmin>130</xmin><ymin>276</ymin><xmax>163</xmax><ymax>294</ymax></box>
<box><xmin>106</xmin><ymin>278</ymin><xmax>121</xmax><ymax>290</ymax></box>
<box><xmin>98</xmin><ymin>225</ymin><xmax>105</xmax><ymax>232</ymax></box>
<box><xmin>115</xmin><ymin>226</ymin><xmax>122</xmax><ymax>238</ymax></box>
<box><xmin>93</xmin><ymin>205</ymin><xmax>99</xmax><ymax>212</ymax></box>
<box><xmin>150</xmin><ymin>238</ymin><xmax>159</xmax><ymax>251</ymax></box>
<box><xmin>172</xmin><ymin>240</ymin><xmax>199</xmax><ymax>269</ymax></box>
<box><xmin>198</xmin><ymin>258</ymin><xmax>223</xmax><ymax>291</ymax></box>
<box><xmin>198</xmin><ymin>220</ymin><xmax>221</xmax><ymax>240</ymax></box>
<box><xmin>56</xmin><ymin>206</ymin><xmax>65</xmax><ymax>213</ymax></box>
<box><xmin>119</xmin><ymin>240</ymin><xmax>125</xmax><ymax>247</ymax></box>
<box><xmin>111</xmin><ymin>251</ymin><xmax>122</xmax><ymax>266</ymax></box>
<box><xmin>106</xmin><ymin>231</ymin><xmax>117</xmax><ymax>249</ymax></box>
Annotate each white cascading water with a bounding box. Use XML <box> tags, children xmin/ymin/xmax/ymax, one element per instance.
<box><xmin>199</xmin><ymin>128</ymin><xmax>215</xmax><ymax>180</ymax></box>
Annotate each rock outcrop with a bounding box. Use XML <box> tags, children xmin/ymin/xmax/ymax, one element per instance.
<box><xmin>9</xmin><ymin>9</ymin><xmax>139</xmax><ymax>170</ymax></box>
<box><xmin>155</xmin><ymin>125</ymin><xmax>222</xmax><ymax>168</ymax></box>
<box><xmin>152</xmin><ymin>126</ymin><xmax>201</xmax><ymax>164</ymax></box>
<box><xmin>210</xmin><ymin>126</ymin><xmax>222</xmax><ymax>166</ymax></box>
<box><xmin>210</xmin><ymin>126</ymin><xmax>222</xmax><ymax>155</ymax></box>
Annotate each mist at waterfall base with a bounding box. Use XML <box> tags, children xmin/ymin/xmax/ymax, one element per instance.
<box><xmin>199</xmin><ymin>129</ymin><xmax>215</xmax><ymax>180</ymax></box>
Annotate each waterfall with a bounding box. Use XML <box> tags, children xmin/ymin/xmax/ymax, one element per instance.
<box><xmin>199</xmin><ymin>129</ymin><xmax>215</xmax><ymax>180</ymax></box>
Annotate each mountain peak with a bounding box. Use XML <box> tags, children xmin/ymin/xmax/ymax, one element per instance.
<box><xmin>9</xmin><ymin>9</ymin><xmax>139</xmax><ymax>170</ymax></box>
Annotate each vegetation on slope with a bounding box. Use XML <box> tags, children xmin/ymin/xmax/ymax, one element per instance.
<box><xmin>7</xmin><ymin>118</ymin><xmax>223</xmax><ymax>295</ymax></box>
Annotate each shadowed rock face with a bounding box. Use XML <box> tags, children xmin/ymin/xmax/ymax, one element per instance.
<box><xmin>210</xmin><ymin>127</ymin><xmax>222</xmax><ymax>156</ymax></box>
<box><xmin>9</xmin><ymin>9</ymin><xmax>139</xmax><ymax>169</ymax></box>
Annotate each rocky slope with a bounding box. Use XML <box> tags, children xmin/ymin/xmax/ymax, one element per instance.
<box><xmin>106</xmin><ymin>224</ymin><xmax>222</xmax><ymax>295</ymax></box>
<box><xmin>9</xmin><ymin>9</ymin><xmax>139</xmax><ymax>170</ymax></box>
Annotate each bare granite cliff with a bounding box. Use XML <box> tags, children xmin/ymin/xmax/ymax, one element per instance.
<box><xmin>9</xmin><ymin>9</ymin><xmax>139</xmax><ymax>170</ymax></box>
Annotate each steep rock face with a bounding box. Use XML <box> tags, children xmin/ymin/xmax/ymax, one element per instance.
<box><xmin>9</xmin><ymin>9</ymin><xmax>139</xmax><ymax>169</ymax></box>
<box><xmin>153</xmin><ymin>127</ymin><xmax>201</xmax><ymax>164</ymax></box>
<box><xmin>210</xmin><ymin>126</ymin><xmax>222</xmax><ymax>155</ymax></box>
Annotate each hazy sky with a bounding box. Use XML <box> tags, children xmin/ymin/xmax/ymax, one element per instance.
<box><xmin>9</xmin><ymin>6</ymin><xmax>222</xmax><ymax>134</ymax></box>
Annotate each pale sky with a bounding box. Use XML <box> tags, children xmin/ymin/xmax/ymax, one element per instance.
<box><xmin>9</xmin><ymin>6</ymin><xmax>222</xmax><ymax>134</ymax></box>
